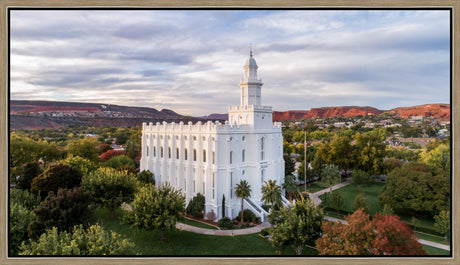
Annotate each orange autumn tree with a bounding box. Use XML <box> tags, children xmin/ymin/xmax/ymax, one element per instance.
<box><xmin>316</xmin><ymin>209</ymin><xmax>427</xmax><ymax>256</ymax></box>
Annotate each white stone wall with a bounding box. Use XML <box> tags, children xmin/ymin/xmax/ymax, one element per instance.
<box><xmin>140</xmin><ymin>120</ymin><xmax>284</xmax><ymax>220</ymax></box>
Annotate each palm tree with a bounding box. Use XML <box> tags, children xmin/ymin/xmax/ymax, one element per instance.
<box><xmin>234</xmin><ymin>180</ymin><xmax>252</xmax><ymax>223</ymax></box>
<box><xmin>321</xmin><ymin>164</ymin><xmax>340</xmax><ymax>200</ymax></box>
<box><xmin>262</xmin><ymin>179</ymin><xmax>282</xmax><ymax>210</ymax></box>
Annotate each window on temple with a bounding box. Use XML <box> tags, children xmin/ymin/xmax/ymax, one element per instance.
<box><xmin>203</xmin><ymin>150</ymin><xmax>206</xmax><ymax>162</ymax></box>
<box><xmin>193</xmin><ymin>149</ymin><xmax>197</xmax><ymax>161</ymax></box>
<box><xmin>242</xmin><ymin>149</ymin><xmax>245</xmax><ymax>162</ymax></box>
<box><xmin>176</xmin><ymin>148</ymin><xmax>179</xmax><ymax>159</ymax></box>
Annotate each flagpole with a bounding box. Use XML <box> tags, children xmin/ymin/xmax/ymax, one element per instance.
<box><xmin>304</xmin><ymin>130</ymin><xmax>307</xmax><ymax>193</ymax></box>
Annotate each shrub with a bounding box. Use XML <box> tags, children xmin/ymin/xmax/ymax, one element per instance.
<box><xmin>206</xmin><ymin>210</ymin><xmax>216</xmax><ymax>222</ymax></box>
<box><xmin>137</xmin><ymin>170</ymin><xmax>155</xmax><ymax>185</ymax></box>
<box><xmin>19</xmin><ymin>224</ymin><xmax>135</xmax><ymax>255</ymax></box>
<box><xmin>10</xmin><ymin>203</ymin><xmax>35</xmax><ymax>254</ymax></box>
<box><xmin>98</xmin><ymin>143</ymin><xmax>113</xmax><ymax>154</ymax></box>
<box><xmin>238</xmin><ymin>209</ymin><xmax>258</xmax><ymax>223</ymax></box>
<box><xmin>186</xmin><ymin>193</ymin><xmax>205</xmax><ymax>218</ymax></box>
<box><xmin>218</xmin><ymin>217</ymin><xmax>234</xmax><ymax>230</ymax></box>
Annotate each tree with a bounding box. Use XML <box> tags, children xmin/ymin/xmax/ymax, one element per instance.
<box><xmin>420</xmin><ymin>143</ymin><xmax>450</xmax><ymax>172</ymax></box>
<box><xmin>351</xmin><ymin>170</ymin><xmax>372</xmax><ymax>186</ymax></box>
<box><xmin>82</xmin><ymin>167</ymin><xmax>138</xmax><ymax>218</ymax></box>
<box><xmin>105</xmin><ymin>155</ymin><xmax>136</xmax><ymax>171</ymax></box>
<box><xmin>434</xmin><ymin>210</ymin><xmax>450</xmax><ymax>240</ymax></box>
<box><xmin>30</xmin><ymin>164</ymin><xmax>82</xmax><ymax>199</ymax></box>
<box><xmin>10</xmin><ymin>203</ymin><xmax>35</xmax><ymax>255</ymax></box>
<box><xmin>222</xmin><ymin>194</ymin><xmax>226</xmax><ymax>218</ymax></box>
<box><xmin>330</xmin><ymin>192</ymin><xmax>344</xmax><ymax>214</ymax></box>
<box><xmin>114</xmin><ymin>128</ymin><xmax>130</xmax><ymax>145</ymax></box>
<box><xmin>186</xmin><ymin>193</ymin><xmax>206</xmax><ymax>218</ymax></box>
<box><xmin>352</xmin><ymin>191</ymin><xmax>369</xmax><ymax>214</ymax></box>
<box><xmin>234</xmin><ymin>180</ymin><xmax>252</xmax><ymax>223</ymax></box>
<box><xmin>137</xmin><ymin>170</ymin><xmax>155</xmax><ymax>185</ymax></box>
<box><xmin>66</xmin><ymin>137</ymin><xmax>100</xmax><ymax>162</ymax></box>
<box><xmin>383</xmin><ymin>158</ymin><xmax>404</xmax><ymax>175</ymax></box>
<box><xmin>99</xmin><ymin>149</ymin><xmax>126</xmax><ymax>162</ymax></box>
<box><xmin>16</xmin><ymin>161</ymin><xmax>42</xmax><ymax>190</ymax></box>
<box><xmin>380</xmin><ymin>204</ymin><xmax>394</xmax><ymax>216</ymax></box>
<box><xmin>261</xmin><ymin>180</ymin><xmax>282</xmax><ymax>211</ymax></box>
<box><xmin>269</xmin><ymin>196</ymin><xmax>323</xmax><ymax>255</ymax></box>
<box><xmin>28</xmin><ymin>187</ymin><xmax>94</xmax><ymax>238</ymax></box>
<box><xmin>316</xmin><ymin>209</ymin><xmax>427</xmax><ymax>255</ymax></box>
<box><xmin>98</xmin><ymin>143</ymin><xmax>112</xmax><ymax>154</ymax></box>
<box><xmin>58</xmin><ymin>155</ymin><xmax>97</xmax><ymax>177</ymax></box>
<box><xmin>372</xmin><ymin>213</ymin><xmax>426</xmax><ymax>255</ymax></box>
<box><xmin>378</xmin><ymin>162</ymin><xmax>450</xmax><ymax>216</ymax></box>
<box><xmin>315</xmin><ymin>135</ymin><xmax>355</xmax><ymax>172</ymax></box>
<box><xmin>284</xmin><ymin>155</ymin><xmax>295</xmax><ymax>176</ymax></box>
<box><xmin>125</xmin><ymin>183</ymin><xmax>185</xmax><ymax>241</ymax></box>
<box><xmin>10</xmin><ymin>188</ymin><xmax>41</xmax><ymax>210</ymax></box>
<box><xmin>282</xmin><ymin>174</ymin><xmax>298</xmax><ymax>200</ymax></box>
<box><xmin>354</xmin><ymin>129</ymin><xmax>387</xmax><ymax>175</ymax></box>
<box><xmin>19</xmin><ymin>224</ymin><xmax>135</xmax><ymax>255</ymax></box>
<box><xmin>125</xmin><ymin>139</ymin><xmax>138</xmax><ymax>160</ymax></box>
<box><xmin>321</xmin><ymin>164</ymin><xmax>340</xmax><ymax>201</ymax></box>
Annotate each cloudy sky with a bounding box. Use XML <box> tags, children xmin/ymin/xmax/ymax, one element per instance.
<box><xmin>10</xmin><ymin>9</ymin><xmax>450</xmax><ymax>116</ymax></box>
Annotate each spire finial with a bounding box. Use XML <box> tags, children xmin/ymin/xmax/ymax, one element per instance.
<box><xmin>249</xmin><ymin>43</ymin><xmax>253</xmax><ymax>57</ymax></box>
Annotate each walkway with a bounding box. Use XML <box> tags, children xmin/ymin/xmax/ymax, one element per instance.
<box><xmin>176</xmin><ymin>222</ymin><xmax>271</xmax><ymax>236</ymax></box>
<box><xmin>308</xmin><ymin>178</ymin><xmax>352</xmax><ymax>206</ymax></box>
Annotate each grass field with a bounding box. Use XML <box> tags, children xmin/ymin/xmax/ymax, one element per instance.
<box><xmin>422</xmin><ymin>245</ymin><xmax>451</xmax><ymax>256</ymax></box>
<box><xmin>319</xmin><ymin>182</ymin><xmax>385</xmax><ymax>215</ymax></box>
<box><xmin>94</xmin><ymin>207</ymin><xmax>318</xmax><ymax>256</ymax></box>
<box><xmin>180</xmin><ymin>217</ymin><xmax>218</xmax><ymax>230</ymax></box>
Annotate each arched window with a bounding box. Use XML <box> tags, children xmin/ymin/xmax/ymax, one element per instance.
<box><xmin>176</xmin><ymin>148</ymin><xmax>179</xmax><ymax>159</ymax></box>
<box><xmin>146</xmin><ymin>146</ymin><xmax>149</xmax><ymax>157</ymax></box>
<box><xmin>168</xmin><ymin>147</ymin><xmax>171</xmax><ymax>159</ymax></box>
<box><xmin>185</xmin><ymin>148</ymin><xmax>188</xmax><ymax>160</ymax></box>
<box><xmin>193</xmin><ymin>149</ymin><xmax>197</xmax><ymax>161</ymax></box>
<box><xmin>260</xmin><ymin>137</ymin><xmax>265</xmax><ymax>160</ymax></box>
<box><xmin>203</xmin><ymin>150</ymin><xmax>206</xmax><ymax>162</ymax></box>
<box><xmin>161</xmin><ymin>147</ymin><xmax>163</xmax><ymax>158</ymax></box>
<box><xmin>242</xmin><ymin>149</ymin><xmax>245</xmax><ymax>162</ymax></box>
<box><xmin>212</xmin><ymin>151</ymin><xmax>215</xmax><ymax>164</ymax></box>
<box><xmin>229</xmin><ymin>151</ymin><xmax>233</xmax><ymax>164</ymax></box>
<box><xmin>153</xmin><ymin>147</ymin><xmax>156</xmax><ymax>157</ymax></box>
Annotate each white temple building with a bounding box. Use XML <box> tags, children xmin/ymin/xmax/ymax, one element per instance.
<box><xmin>140</xmin><ymin>48</ymin><xmax>285</xmax><ymax>221</ymax></box>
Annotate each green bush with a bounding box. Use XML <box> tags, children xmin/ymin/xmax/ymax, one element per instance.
<box><xmin>137</xmin><ymin>170</ymin><xmax>155</xmax><ymax>185</ymax></box>
<box><xmin>238</xmin><ymin>209</ymin><xmax>260</xmax><ymax>223</ymax></box>
<box><xmin>218</xmin><ymin>217</ymin><xmax>234</xmax><ymax>230</ymax></box>
<box><xmin>260</xmin><ymin>227</ymin><xmax>271</xmax><ymax>236</ymax></box>
<box><xmin>30</xmin><ymin>164</ymin><xmax>82</xmax><ymax>199</ymax></box>
<box><xmin>186</xmin><ymin>193</ymin><xmax>205</xmax><ymax>218</ymax></box>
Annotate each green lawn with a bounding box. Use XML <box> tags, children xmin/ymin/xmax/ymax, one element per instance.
<box><xmin>319</xmin><ymin>182</ymin><xmax>385</xmax><ymax>215</ymax></box>
<box><xmin>180</xmin><ymin>217</ymin><xmax>218</xmax><ymax>230</ymax></box>
<box><xmin>94</xmin><ymin>207</ymin><xmax>317</xmax><ymax>256</ymax></box>
<box><xmin>415</xmin><ymin>231</ymin><xmax>450</xmax><ymax>245</ymax></box>
<box><xmin>422</xmin><ymin>245</ymin><xmax>450</xmax><ymax>256</ymax></box>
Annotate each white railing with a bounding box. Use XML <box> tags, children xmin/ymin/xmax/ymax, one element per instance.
<box><xmin>281</xmin><ymin>195</ymin><xmax>292</xmax><ymax>208</ymax></box>
<box><xmin>244</xmin><ymin>197</ymin><xmax>269</xmax><ymax>222</ymax></box>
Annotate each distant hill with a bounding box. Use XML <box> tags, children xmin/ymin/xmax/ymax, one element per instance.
<box><xmin>207</xmin><ymin>104</ymin><xmax>450</xmax><ymax>122</ymax></box>
<box><xmin>386</xmin><ymin>104</ymin><xmax>450</xmax><ymax>120</ymax></box>
<box><xmin>9</xmin><ymin>100</ymin><xmax>201</xmax><ymax>130</ymax></box>
<box><xmin>9</xmin><ymin>100</ymin><xmax>450</xmax><ymax>130</ymax></box>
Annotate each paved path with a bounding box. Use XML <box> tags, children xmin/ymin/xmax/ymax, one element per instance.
<box><xmin>176</xmin><ymin>222</ymin><xmax>271</xmax><ymax>236</ymax></box>
<box><xmin>308</xmin><ymin>178</ymin><xmax>353</xmax><ymax>206</ymax></box>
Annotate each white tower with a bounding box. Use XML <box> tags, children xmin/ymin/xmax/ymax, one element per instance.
<box><xmin>240</xmin><ymin>45</ymin><xmax>263</xmax><ymax>106</ymax></box>
<box><xmin>228</xmin><ymin>46</ymin><xmax>273</xmax><ymax>129</ymax></box>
